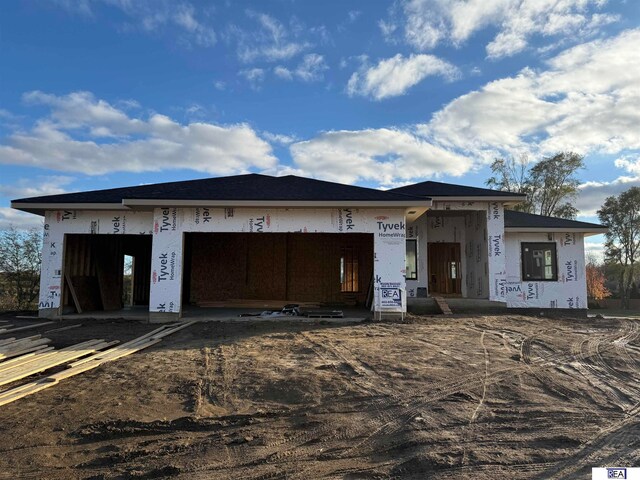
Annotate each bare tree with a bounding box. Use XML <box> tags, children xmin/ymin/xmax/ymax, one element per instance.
<box><xmin>0</xmin><ymin>227</ymin><xmax>42</xmax><ymax>310</ymax></box>
<box><xmin>598</xmin><ymin>187</ymin><xmax>640</xmax><ymax>309</ymax></box>
<box><xmin>486</xmin><ymin>152</ymin><xmax>584</xmax><ymax>219</ymax></box>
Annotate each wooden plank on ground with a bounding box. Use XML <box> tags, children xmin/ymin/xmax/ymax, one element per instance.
<box><xmin>44</xmin><ymin>324</ymin><xmax>82</xmax><ymax>334</ymax></box>
<box><xmin>0</xmin><ymin>322</ymin><xmax>54</xmax><ymax>335</ymax></box>
<box><xmin>0</xmin><ymin>321</ymin><xmax>197</xmax><ymax>407</ymax></box>
<box><xmin>0</xmin><ymin>340</ymin><xmax>118</xmax><ymax>387</ymax></box>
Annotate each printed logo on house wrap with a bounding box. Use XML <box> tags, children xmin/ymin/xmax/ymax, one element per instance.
<box><xmin>489</xmin><ymin>234</ymin><xmax>503</xmax><ymax>257</ymax></box>
<box><xmin>57</xmin><ymin>210</ymin><xmax>77</xmax><ymax>222</ymax></box>
<box><xmin>111</xmin><ymin>215</ymin><xmax>125</xmax><ymax>234</ymax></box>
<box><xmin>563</xmin><ymin>233</ymin><xmax>576</xmax><ymax>246</ymax></box>
<box><xmin>159</xmin><ymin>208</ymin><xmax>178</xmax><ymax>232</ymax></box>
<box><xmin>156</xmin><ymin>301</ymin><xmax>175</xmax><ymax>313</ymax></box>
<box><xmin>377</xmin><ymin>220</ymin><xmax>405</xmax><ymax>238</ymax></box>
<box><xmin>335</xmin><ymin>209</ymin><xmax>357</xmax><ymax>232</ymax></box>
<box><xmin>490</xmin><ymin>202</ymin><xmax>501</xmax><ymax>220</ymax></box>
<box><xmin>152</xmin><ymin>251</ymin><xmax>176</xmax><ymax>284</ymax></box>
<box><xmin>249</xmin><ymin>215</ymin><xmax>270</xmax><ymax>232</ymax></box>
<box><xmin>564</xmin><ymin>260</ymin><xmax>578</xmax><ymax>282</ymax></box>
<box><xmin>194</xmin><ymin>208</ymin><xmax>211</xmax><ymax>225</ymax></box>
<box><xmin>525</xmin><ymin>282</ymin><xmax>540</xmax><ymax>300</ymax></box>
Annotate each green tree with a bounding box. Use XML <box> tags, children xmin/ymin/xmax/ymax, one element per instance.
<box><xmin>597</xmin><ymin>187</ymin><xmax>640</xmax><ymax>309</ymax></box>
<box><xmin>486</xmin><ymin>152</ymin><xmax>584</xmax><ymax>219</ymax></box>
<box><xmin>0</xmin><ymin>227</ymin><xmax>42</xmax><ymax>310</ymax></box>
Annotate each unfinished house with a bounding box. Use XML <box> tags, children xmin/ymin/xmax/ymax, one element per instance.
<box><xmin>11</xmin><ymin>174</ymin><xmax>606</xmax><ymax>321</ymax></box>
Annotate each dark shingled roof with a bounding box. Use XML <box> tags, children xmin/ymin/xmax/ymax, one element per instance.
<box><xmin>505</xmin><ymin>210</ymin><xmax>607</xmax><ymax>231</ymax></box>
<box><xmin>391</xmin><ymin>180</ymin><xmax>526</xmax><ymax>198</ymax></box>
<box><xmin>12</xmin><ymin>173</ymin><xmax>428</xmax><ymax>204</ymax></box>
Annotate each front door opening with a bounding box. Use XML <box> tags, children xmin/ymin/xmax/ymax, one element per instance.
<box><xmin>428</xmin><ymin>242</ymin><xmax>461</xmax><ymax>295</ymax></box>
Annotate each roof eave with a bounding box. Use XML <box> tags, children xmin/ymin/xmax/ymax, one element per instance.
<box><xmin>11</xmin><ymin>202</ymin><xmax>129</xmax><ymax>215</ymax></box>
<box><xmin>505</xmin><ymin>226</ymin><xmax>608</xmax><ymax>237</ymax></box>
<box><xmin>121</xmin><ymin>198</ymin><xmax>432</xmax><ymax>209</ymax></box>
<box><xmin>430</xmin><ymin>195</ymin><xmax>526</xmax><ymax>205</ymax></box>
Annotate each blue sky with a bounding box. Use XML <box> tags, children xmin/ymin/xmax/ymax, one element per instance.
<box><xmin>1</xmin><ymin>0</ymin><xmax>639</xmax><ymax>256</ymax></box>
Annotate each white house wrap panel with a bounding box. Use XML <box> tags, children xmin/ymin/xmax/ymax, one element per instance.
<box><xmin>505</xmin><ymin>232</ymin><xmax>587</xmax><ymax>309</ymax></box>
<box><xmin>148</xmin><ymin>207</ymin><xmax>407</xmax><ymax>315</ymax></box>
<box><xmin>39</xmin><ymin>210</ymin><xmax>153</xmax><ymax>310</ymax></box>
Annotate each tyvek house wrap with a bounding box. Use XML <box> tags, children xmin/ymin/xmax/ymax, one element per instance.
<box><xmin>147</xmin><ymin>207</ymin><xmax>408</xmax><ymax>314</ymax></box>
<box><xmin>505</xmin><ymin>232</ymin><xmax>587</xmax><ymax>309</ymax></box>
<box><xmin>428</xmin><ymin>200</ymin><xmax>506</xmax><ymax>302</ymax></box>
<box><xmin>39</xmin><ymin>210</ymin><xmax>154</xmax><ymax>310</ymax></box>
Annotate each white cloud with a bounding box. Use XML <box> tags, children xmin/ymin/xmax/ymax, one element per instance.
<box><xmin>274</xmin><ymin>54</ymin><xmax>328</xmax><ymax>82</ymax></box>
<box><xmin>0</xmin><ymin>208</ymin><xmax>44</xmax><ymax>230</ymax></box>
<box><xmin>420</xmin><ymin>29</ymin><xmax>640</xmax><ymax>159</ymax></box>
<box><xmin>262</xmin><ymin>132</ymin><xmax>297</xmax><ymax>146</ymax></box>
<box><xmin>228</xmin><ymin>11</ymin><xmax>313</xmax><ymax>63</ymax></box>
<box><xmin>0</xmin><ymin>91</ymin><xmax>277</xmax><ymax>176</ymax></box>
<box><xmin>289</xmin><ymin>128</ymin><xmax>473</xmax><ymax>185</ymax></box>
<box><xmin>577</xmin><ymin>176</ymin><xmax>640</xmax><ymax>217</ymax></box>
<box><xmin>0</xmin><ymin>176</ymin><xmax>75</xmax><ymax>200</ymax></box>
<box><xmin>347</xmin><ymin>53</ymin><xmax>459</xmax><ymax>100</ymax></box>
<box><xmin>575</xmin><ymin>155</ymin><xmax>640</xmax><ymax>216</ymax></box>
<box><xmin>55</xmin><ymin>0</ymin><xmax>216</xmax><ymax>47</ymax></box>
<box><xmin>239</xmin><ymin>68</ymin><xmax>266</xmax><ymax>89</ymax></box>
<box><xmin>290</xmin><ymin>29</ymin><xmax>640</xmax><ymax>188</ymax></box>
<box><xmin>395</xmin><ymin>0</ymin><xmax>617</xmax><ymax>59</ymax></box>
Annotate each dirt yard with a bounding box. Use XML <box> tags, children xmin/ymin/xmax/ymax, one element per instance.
<box><xmin>0</xmin><ymin>313</ymin><xmax>638</xmax><ymax>479</ymax></box>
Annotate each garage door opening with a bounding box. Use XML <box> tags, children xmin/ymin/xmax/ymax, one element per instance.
<box><xmin>62</xmin><ymin>234</ymin><xmax>152</xmax><ymax>314</ymax></box>
<box><xmin>182</xmin><ymin>233</ymin><xmax>374</xmax><ymax>308</ymax></box>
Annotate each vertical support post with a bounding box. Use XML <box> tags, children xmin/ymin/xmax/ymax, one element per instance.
<box><xmin>149</xmin><ymin>208</ymin><xmax>183</xmax><ymax>322</ymax></box>
<box><xmin>487</xmin><ymin>202</ymin><xmax>506</xmax><ymax>302</ymax></box>
<box><xmin>38</xmin><ymin>212</ymin><xmax>64</xmax><ymax>318</ymax></box>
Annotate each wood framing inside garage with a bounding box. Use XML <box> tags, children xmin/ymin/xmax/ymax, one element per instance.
<box><xmin>183</xmin><ymin>233</ymin><xmax>374</xmax><ymax>306</ymax></box>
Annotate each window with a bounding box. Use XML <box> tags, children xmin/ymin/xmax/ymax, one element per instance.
<box><xmin>521</xmin><ymin>242</ymin><xmax>557</xmax><ymax>281</ymax></box>
<box><xmin>340</xmin><ymin>247</ymin><xmax>359</xmax><ymax>292</ymax></box>
<box><xmin>406</xmin><ymin>239</ymin><xmax>417</xmax><ymax>280</ymax></box>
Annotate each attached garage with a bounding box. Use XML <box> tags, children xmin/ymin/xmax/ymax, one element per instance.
<box><xmin>183</xmin><ymin>233</ymin><xmax>374</xmax><ymax>306</ymax></box>
<box><xmin>62</xmin><ymin>234</ymin><xmax>152</xmax><ymax>313</ymax></box>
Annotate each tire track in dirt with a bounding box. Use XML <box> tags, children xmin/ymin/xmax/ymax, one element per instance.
<box><xmin>569</xmin><ymin>321</ymin><xmax>639</xmax><ymax>407</ymax></box>
<box><xmin>535</xmin><ymin>404</ymin><xmax>640</xmax><ymax>480</ymax></box>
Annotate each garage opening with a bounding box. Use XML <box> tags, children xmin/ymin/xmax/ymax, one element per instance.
<box><xmin>62</xmin><ymin>234</ymin><xmax>152</xmax><ymax>313</ymax></box>
<box><xmin>183</xmin><ymin>233</ymin><xmax>374</xmax><ymax>307</ymax></box>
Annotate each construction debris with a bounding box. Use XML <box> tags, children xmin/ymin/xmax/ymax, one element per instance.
<box><xmin>0</xmin><ymin>321</ymin><xmax>197</xmax><ymax>407</ymax></box>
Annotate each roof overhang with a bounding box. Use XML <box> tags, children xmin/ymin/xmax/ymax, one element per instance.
<box><xmin>11</xmin><ymin>202</ymin><xmax>128</xmax><ymax>215</ymax></box>
<box><xmin>505</xmin><ymin>226</ymin><xmax>608</xmax><ymax>237</ymax></box>
<box><xmin>430</xmin><ymin>195</ymin><xmax>526</xmax><ymax>206</ymax></box>
<box><xmin>121</xmin><ymin>198</ymin><xmax>432</xmax><ymax>209</ymax></box>
<box><xmin>12</xmin><ymin>198</ymin><xmax>432</xmax><ymax>215</ymax></box>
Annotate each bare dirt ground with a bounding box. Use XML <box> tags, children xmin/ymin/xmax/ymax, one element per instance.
<box><xmin>0</xmin><ymin>313</ymin><xmax>638</xmax><ymax>479</ymax></box>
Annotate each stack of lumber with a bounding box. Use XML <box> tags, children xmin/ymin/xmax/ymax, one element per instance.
<box><xmin>0</xmin><ymin>321</ymin><xmax>197</xmax><ymax>407</ymax></box>
<box><xmin>0</xmin><ymin>335</ymin><xmax>52</xmax><ymax>361</ymax></box>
